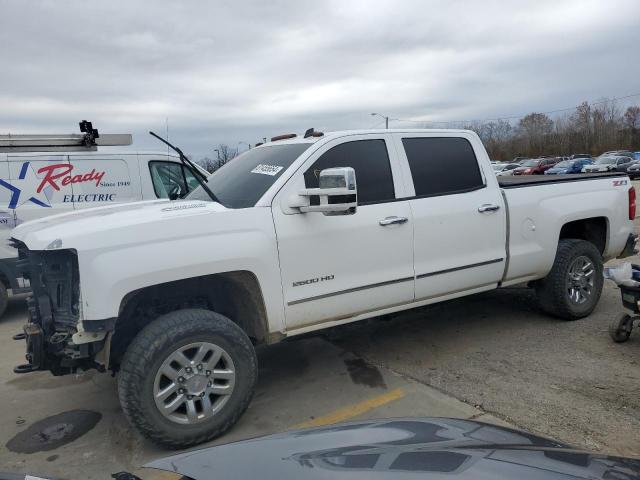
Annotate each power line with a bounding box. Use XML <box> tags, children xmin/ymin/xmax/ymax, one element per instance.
<box><xmin>391</xmin><ymin>92</ymin><xmax>640</xmax><ymax>127</ymax></box>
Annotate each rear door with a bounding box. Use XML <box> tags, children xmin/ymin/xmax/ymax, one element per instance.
<box><xmin>67</xmin><ymin>155</ymin><xmax>140</xmax><ymax>209</ymax></box>
<box><xmin>393</xmin><ymin>133</ymin><xmax>506</xmax><ymax>301</ymax></box>
<box><xmin>6</xmin><ymin>154</ymin><xmax>74</xmax><ymax>225</ymax></box>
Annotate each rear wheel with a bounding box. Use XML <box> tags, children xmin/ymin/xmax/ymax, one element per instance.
<box><xmin>117</xmin><ymin>308</ymin><xmax>257</xmax><ymax>448</ymax></box>
<box><xmin>535</xmin><ymin>239</ymin><xmax>603</xmax><ymax>320</ymax></box>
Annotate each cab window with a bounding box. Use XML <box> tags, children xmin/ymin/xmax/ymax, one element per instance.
<box><xmin>304</xmin><ymin>139</ymin><xmax>395</xmax><ymax>205</ymax></box>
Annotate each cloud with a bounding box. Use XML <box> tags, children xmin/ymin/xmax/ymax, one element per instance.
<box><xmin>0</xmin><ymin>0</ymin><xmax>639</xmax><ymax>158</ymax></box>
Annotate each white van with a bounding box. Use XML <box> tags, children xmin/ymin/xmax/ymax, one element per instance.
<box><xmin>0</xmin><ymin>150</ymin><xmax>208</xmax><ymax>315</ymax></box>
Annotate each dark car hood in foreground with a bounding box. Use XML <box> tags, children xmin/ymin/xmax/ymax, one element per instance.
<box><xmin>145</xmin><ymin>418</ymin><xmax>640</xmax><ymax>480</ymax></box>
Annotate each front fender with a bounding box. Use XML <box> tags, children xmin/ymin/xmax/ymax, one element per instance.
<box><xmin>77</xmin><ymin>208</ymin><xmax>284</xmax><ymax>334</ymax></box>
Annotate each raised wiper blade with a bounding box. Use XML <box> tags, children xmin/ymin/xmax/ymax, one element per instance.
<box><xmin>149</xmin><ymin>131</ymin><xmax>219</xmax><ymax>204</ymax></box>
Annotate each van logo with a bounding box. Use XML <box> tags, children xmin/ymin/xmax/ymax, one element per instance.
<box><xmin>0</xmin><ymin>162</ymin><xmax>52</xmax><ymax>208</ymax></box>
<box><xmin>292</xmin><ymin>275</ymin><xmax>334</xmax><ymax>287</ymax></box>
<box><xmin>0</xmin><ymin>162</ymin><xmax>108</xmax><ymax>209</ymax></box>
<box><xmin>36</xmin><ymin>163</ymin><xmax>106</xmax><ymax>192</ymax></box>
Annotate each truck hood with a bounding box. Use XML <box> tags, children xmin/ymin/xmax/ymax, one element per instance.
<box><xmin>11</xmin><ymin>199</ymin><xmax>226</xmax><ymax>251</ymax></box>
<box><xmin>144</xmin><ymin>418</ymin><xmax>639</xmax><ymax>480</ymax></box>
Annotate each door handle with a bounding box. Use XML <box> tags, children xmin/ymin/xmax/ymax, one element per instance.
<box><xmin>379</xmin><ymin>216</ymin><xmax>408</xmax><ymax>226</ymax></box>
<box><xmin>478</xmin><ymin>204</ymin><xmax>500</xmax><ymax>213</ymax></box>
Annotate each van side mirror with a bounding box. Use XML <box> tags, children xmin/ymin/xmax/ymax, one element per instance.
<box><xmin>293</xmin><ymin>167</ymin><xmax>357</xmax><ymax>215</ymax></box>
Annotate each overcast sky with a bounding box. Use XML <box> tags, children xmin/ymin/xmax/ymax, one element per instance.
<box><xmin>1</xmin><ymin>0</ymin><xmax>639</xmax><ymax>159</ymax></box>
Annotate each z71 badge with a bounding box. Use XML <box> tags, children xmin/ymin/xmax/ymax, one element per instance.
<box><xmin>292</xmin><ymin>274</ymin><xmax>334</xmax><ymax>287</ymax></box>
<box><xmin>613</xmin><ymin>179</ymin><xmax>628</xmax><ymax>187</ymax></box>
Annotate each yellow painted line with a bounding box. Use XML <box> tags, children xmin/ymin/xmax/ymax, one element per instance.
<box><xmin>293</xmin><ymin>388</ymin><xmax>406</xmax><ymax>429</ymax></box>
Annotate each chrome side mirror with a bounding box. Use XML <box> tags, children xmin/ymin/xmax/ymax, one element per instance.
<box><xmin>294</xmin><ymin>167</ymin><xmax>357</xmax><ymax>215</ymax></box>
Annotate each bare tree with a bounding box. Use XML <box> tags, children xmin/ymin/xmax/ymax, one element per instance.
<box><xmin>197</xmin><ymin>157</ymin><xmax>218</xmax><ymax>173</ymax></box>
<box><xmin>624</xmin><ymin>106</ymin><xmax>640</xmax><ymax>130</ymax></box>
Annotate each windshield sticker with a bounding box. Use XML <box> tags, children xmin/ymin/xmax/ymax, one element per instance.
<box><xmin>251</xmin><ymin>164</ymin><xmax>284</xmax><ymax>176</ymax></box>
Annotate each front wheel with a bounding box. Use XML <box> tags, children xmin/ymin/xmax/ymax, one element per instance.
<box><xmin>535</xmin><ymin>239</ymin><xmax>603</xmax><ymax>320</ymax></box>
<box><xmin>117</xmin><ymin>309</ymin><xmax>257</xmax><ymax>448</ymax></box>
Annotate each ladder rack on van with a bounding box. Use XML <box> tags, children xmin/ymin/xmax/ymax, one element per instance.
<box><xmin>0</xmin><ymin>120</ymin><xmax>132</xmax><ymax>153</ymax></box>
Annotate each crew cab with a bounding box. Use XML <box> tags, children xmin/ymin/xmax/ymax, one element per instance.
<box><xmin>10</xmin><ymin>129</ymin><xmax>637</xmax><ymax>448</ymax></box>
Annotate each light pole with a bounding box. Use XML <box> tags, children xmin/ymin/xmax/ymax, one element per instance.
<box><xmin>371</xmin><ymin>112</ymin><xmax>389</xmax><ymax>129</ymax></box>
<box><xmin>238</xmin><ymin>141</ymin><xmax>251</xmax><ymax>151</ymax></box>
<box><xmin>214</xmin><ymin>149</ymin><xmax>220</xmax><ymax>161</ymax></box>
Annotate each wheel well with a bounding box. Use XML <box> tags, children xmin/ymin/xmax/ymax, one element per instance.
<box><xmin>109</xmin><ymin>271</ymin><xmax>269</xmax><ymax>369</ymax></box>
<box><xmin>559</xmin><ymin>217</ymin><xmax>607</xmax><ymax>254</ymax></box>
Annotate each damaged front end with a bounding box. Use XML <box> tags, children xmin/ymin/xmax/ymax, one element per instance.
<box><xmin>12</xmin><ymin>239</ymin><xmax>106</xmax><ymax>376</ymax></box>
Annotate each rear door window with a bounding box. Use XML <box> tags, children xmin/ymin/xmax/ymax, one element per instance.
<box><xmin>401</xmin><ymin>137</ymin><xmax>484</xmax><ymax>197</ymax></box>
<box><xmin>304</xmin><ymin>139</ymin><xmax>395</xmax><ymax>205</ymax></box>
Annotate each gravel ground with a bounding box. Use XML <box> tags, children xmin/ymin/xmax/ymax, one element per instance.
<box><xmin>330</xmin><ymin>226</ymin><xmax>640</xmax><ymax>458</ymax></box>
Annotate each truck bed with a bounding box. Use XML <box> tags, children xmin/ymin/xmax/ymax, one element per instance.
<box><xmin>498</xmin><ymin>172</ymin><xmax>625</xmax><ymax>189</ymax></box>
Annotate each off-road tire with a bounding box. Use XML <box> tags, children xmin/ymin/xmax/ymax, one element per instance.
<box><xmin>117</xmin><ymin>308</ymin><xmax>257</xmax><ymax>448</ymax></box>
<box><xmin>0</xmin><ymin>282</ymin><xmax>9</xmax><ymax>318</ymax></box>
<box><xmin>535</xmin><ymin>239</ymin><xmax>603</xmax><ymax>320</ymax></box>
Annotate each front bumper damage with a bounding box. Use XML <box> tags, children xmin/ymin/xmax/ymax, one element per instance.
<box><xmin>11</xmin><ymin>239</ymin><xmax>106</xmax><ymax>376</ymax></box>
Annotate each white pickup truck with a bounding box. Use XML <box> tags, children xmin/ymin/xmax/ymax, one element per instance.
<box><xmin>10</xmin><ymin>128</ymin><xmax>637</xmax><ymax>447</ymax></box>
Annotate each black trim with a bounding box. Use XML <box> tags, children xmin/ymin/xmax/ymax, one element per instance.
<box><xmin>82</xmin><ymin>317</ymin><xmax>117</xmax><ymax>333</ymax></box>
<box><xmin>288</xmin><ymin>276</ymin><xmax>414</xmax><ymax>306</ymax></box>
<box><xmin>499</xmin><ymin>172</ymin><xmax>625</xmax><ymax>189</ymax></box>
<box><xmin>417</xmin><ymin>258</ymin><xmax>504</xmax><ymax>279</ymax></box>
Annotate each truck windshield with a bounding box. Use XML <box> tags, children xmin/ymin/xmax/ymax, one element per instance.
<box><xmin>186</xmin><ymin>143</ymin><xmax>311</xmax><ymax>208</ymax></box>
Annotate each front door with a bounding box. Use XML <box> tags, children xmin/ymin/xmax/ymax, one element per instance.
<box><xmin>273</xmin><ymin>135</ymin><xmax>415</xmax><ymax>330</ymax></box>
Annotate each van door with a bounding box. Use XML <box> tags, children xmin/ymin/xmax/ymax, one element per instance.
<box><xmin>6</xmin><ymin>155</ymin><xmax>74</xmax><ymax>224</ymax></box>
<box><xmin>66</xmin><ymin>155</ymin><xmax>140</xmax><ymax>209</ymax></box>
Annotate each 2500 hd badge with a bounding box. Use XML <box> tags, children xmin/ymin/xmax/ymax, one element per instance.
<box><xmin>292</xmin><ymin>274</ymin><xmax>335</xmax><ymax>287</ymax></box>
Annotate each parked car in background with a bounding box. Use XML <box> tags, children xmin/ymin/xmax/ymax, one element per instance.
<box><xmin>583</xmin><ymin>155</ymin><xmax>635</xmax><ymax>173</ymax></box>
<box><xmin>599</xmin><ymin>150</ymin><xmax>635</xmax><ymax>159</ymax></box>
<box><xmin>634</xmin><ymin>151</ymin><xmax>640</xmax><ymax>161</ymax></box>
<box><xmin>492</xmin><ymin>162</ymin><xmax>520</xmax><ymax>176</ymax></box>
<box><xmin>512</xmin><ymin>157</ymin><xmax>559</xmax><ymax>175</ymax></box>
<box><xmin>512</xmin><ymin>156</ymin><xmax>529</xmax><ymax>163</ymax></box>
<box><xmin>570</xmin><ymin>153</ymin><xmax>592</xmax><ymax>160</ymax></box>
<box><xmin>626</xmin><ymin>161</ymin><xmax>640</xmax><ymax>179</ymax></box>
<box><xmin>545</xmin><ymin>158</ymin><xmax>593</xmax><ymax>174</ymax></box>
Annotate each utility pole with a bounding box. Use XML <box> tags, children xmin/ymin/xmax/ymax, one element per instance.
<box><xmin>371</xmin><ymin>112</ymin><xmax>389</xmax><ymax>129</ymax></box>
<box><xmin>214</xmin><ymin>149</ymin><xmax>220</xmax><ymax>160</ymax></box>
